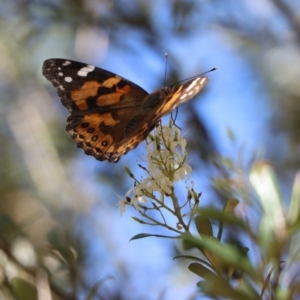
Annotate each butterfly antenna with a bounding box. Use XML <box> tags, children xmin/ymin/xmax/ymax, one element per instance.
<box><xmin>164</xmin><ymin>53</ymin><xmax>177</xmax><ymax>124</ymax></box>
<box><xmin>177</xmin><ymin>67</ymin><xmax>217</xmax><ymax>84</ymax></box>
<box><xmin>164</xmin><ymin>53</ymin><xmax>168</xmax><ymax>86</ymax></box>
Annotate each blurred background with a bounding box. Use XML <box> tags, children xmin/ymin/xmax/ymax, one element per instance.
<box><xmin>1</xmin><ymin>0</ymin><xmax>300</xmax><ymax>299</ymax></box>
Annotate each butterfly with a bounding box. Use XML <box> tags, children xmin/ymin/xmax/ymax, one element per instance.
<box><xmin>42</xmin><ymin>59</ymin><xmax>208</xmax><ymax>162</ymax></box>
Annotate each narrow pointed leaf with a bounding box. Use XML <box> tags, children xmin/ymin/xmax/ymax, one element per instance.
<box><xmin>223</xmin><ymin>198</ymin><xmax>239</xmax><ymax>214</ymax></box>
<box><xmin>188</xmin><ymin>262</ymin><xmax>216</xmax><ymax>280</ymax></box>
<box><xmin>195</xmin><ymin>216</ymin><xmax>213</xmax><ymax>237</ymax></box>
<box><xmin>218</xmin><ymin>198</ymin><xmax>239</xmax><ymax>240</ymax></box>
<box><xmin>250</xmin><ymin>161</ymin><xmax>286</xmax><ymax>251</ymax></box>
<box><xmin>130</xmin><ymin>233</ymin><xmax>178</xmax><ymax>241</ymax></box>
<box><xmin>197</xmin><ymin>208</ymin><xmax>245</xmax><ymax>228</ymax></box>
<box><xmin>173</xmin><ymin>255</ymin><xmax>212</xmax><ymax>268</ymax></box>
<box><xmin>287</xmin><ymin>171</ymin><xmax>300</xmax><ymax>228</ymax></box>
<box><xmin>182</xmin><ymin>234</ymin><xmax>257</xmax><ymax>278</ymax></box>
<box><xmin>198</xmin><ymin>277</ymin><xmax>258</xmax><ymax>300</ymax></box>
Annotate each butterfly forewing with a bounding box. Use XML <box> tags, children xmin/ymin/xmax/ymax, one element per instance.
<box><xmin>150</xmin><ymin>77</ymin><xmax>208</xmax><ymax>122</ymax></box>
<box><xmin>43</xmin><ymin>58</ymin><xmax>208</xmax><ymax>162</ymax></box>
<box><xmin>177</xmin><ymin>77</ymin><xmax>208</xmax><ymax>105</ymax></box>
<box><xmin>42</xmin><ymin>59</ymin><xmax>149</xmax><ymax>112</ymax></box>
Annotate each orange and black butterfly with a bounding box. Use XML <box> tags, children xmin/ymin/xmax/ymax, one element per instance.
<box><xmin>43</xmin><ymin>59</ymin><xmax>208</xmax><ymax>162</ymax></box>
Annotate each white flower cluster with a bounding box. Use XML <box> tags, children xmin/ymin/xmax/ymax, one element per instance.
<box><xmin>117</xmin><ymin>120</ymin><xmax>193</xmax><ymax>216</ymax></box>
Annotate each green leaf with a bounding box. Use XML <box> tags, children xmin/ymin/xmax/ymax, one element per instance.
<box><xmin>223</xmin><ymin>198</ymin><xmax>240</xmax><ymax>214</ymax></box>
<box><xmin>11</xmin><ymin>278</ymin><xmax>37</xmax><ymax>300</ymax></box>
<box><xmin>188</xmin><ymin>262</ymin><xmax>216</xmax><ymax>280</ymax></box>
<box><xmin>250</xmin><ymin>161</ymin><xmax>285</xmax><ymax>253</ymax></box>
<box><xmin>260</xmin><ymin>267</ymin><xmax>273</xmax><ymax>298</ymax></box>
<box><xmin>174</xmin><ymin>255</ymin><xmax>212</xmax><ymax>268</ymax></box>
<box><xmin>195</xmin><ymin>216</ymin><xmax>213</xmax><ymax>237</ymax></box>
<box><xmin>250</xmin><ymin>161</ymin><xmax>283</xmax><ymax>217</ymax></box>
<box><xmin>130</xmin><ymin>233</ymin><xmax>179</xmax><ymax>241</ymax></box>
<box><xmin>124</xmin><ymin>167</ymin><xmax>134</xmax><ymax>177</ymax></box>
<box><xmin>131</xmin><ymin>217</ymin><xmax>145</xmax><ymax>223</ymax></box>
<box><xmin>194</xmin><ymin>217</ymin><xmax>224</xmax><ymax>274</ymax></box>
<box><xmin>287</xmin><ymin>171</ymin><xmax>300</xmax><ymax>228</ymax></box>
<box><xmin>182</xmin><ymin>234</ymin><xmax>257</xmax><ymax>279</ymax></box>
<box><xmin>198</xmin><ymin>277</ymin><xmax>258</xmax><ymax>300</ymax></box>
<box><xmin>218</xmin><ymin>198</ymin><xmax>240</xmax><ymax>240</ymax></box>
<box><xmin>181</xmin><ymin>238</ymin><xmax>196</xmax><ymax>250</ymax></box>
<box><xmin>197</xmin><ymin>208</ymin><xmax>245</xmax><ymax>228</ymax></box>
<box><xmin>202</xmin><ymin>238</ymin><xmax>224</xmax><ymax>275</ymax></box>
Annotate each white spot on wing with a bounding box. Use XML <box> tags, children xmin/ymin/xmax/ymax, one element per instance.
<box><xmin>63</xmin><ymin>61</ymin><xmax>71</xmax><ymax>66</ymax></box>
<box><xmin>64</xmin><ymin>76</ymin><xmax>72</xmax><ymax>82</ymax></box>
<box><xmin>179</xmin><ymin>93</ymin><xmax>187</xmax><ymax>100</ymax></box>
<box><xmin>58</xmin><ymin>72</ymin><xmax>63</xmax><ymax>76</ymax></box>
<box><xmin>200</xmin><ymin>78</ymin><xmax>207</xmax><ymax>85</ymax></box>
<box><xmin>77</xmin><ymin>65</ymin><xmax>95</xmax><ymax>77</ymax></box>
<box><xmin>185</xmin><ymin>78</ymin><xmax>199</xmax><ymax>92</ymax></box>
<box><xmin>178</xmin><ymin>77</ymin><xmax>207</xmax><ymax>101</ymax></box>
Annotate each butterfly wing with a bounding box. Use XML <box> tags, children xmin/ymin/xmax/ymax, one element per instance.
<box><xmin>143</xmin><ymin>77</ymin><xmax>208</xmax><ymax>128</ymax></box>
<box><xmin>114</xmin><ymin>77</ymin><xmax>209</xmax><ymax>156</ymax></box>
<box><xmin>43</xmin><ymin>59</ymin><xmax>149</xmax><ymax>162</ymax></box>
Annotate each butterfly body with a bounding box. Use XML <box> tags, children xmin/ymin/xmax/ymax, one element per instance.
<box><xmin>43</xmin><ymin>59</ymin><xmax>208</xmax><ymax>162</ymax></box>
